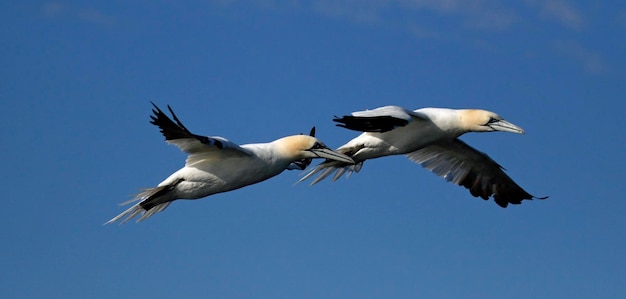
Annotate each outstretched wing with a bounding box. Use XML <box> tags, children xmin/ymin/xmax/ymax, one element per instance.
<box><xmin>334</xmin><ymin>105</ymin><xmax>427</xmax><ymax>133</ymax></box>
<box><xmin>405</xmin><ymin>139</ymin><xmax>547</xmax><ymax>207</ymax></box>
<box><xmin>150</xmin><ymin>103</ymin><xmax>252</xmax><ymax>165</ymax></box>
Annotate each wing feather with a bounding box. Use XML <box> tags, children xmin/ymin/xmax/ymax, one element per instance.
<box><xmin>149</xmin><ymin>103</ymin><xmax>252</xmax><ymax>165</ymax></box>
<box><xmin>333</xmin><ymin>105</ymin><xmax>427</xmax><ymax>133</ymax></box>
<box><xmin>406</xmin><ymin>139</ymin><xmax>547</xmax><ymax>207</ymax></box>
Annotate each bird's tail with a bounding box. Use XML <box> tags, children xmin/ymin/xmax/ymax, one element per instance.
<box><xmin>105</xmin><ymin>180</ymin><xmax>181</xmax><ymax>225</ymax></box>
<box><xmin>298</xmin><ymin>160</ymin><xmax>363</xmax><ymax>185</ymax></box>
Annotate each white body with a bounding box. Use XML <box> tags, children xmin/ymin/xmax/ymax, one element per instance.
<box><xmin>301</xmin><ymin>105</ymin><xmax>545</xmax><ymax>207</ymax></box>
<box><xmin>339</xmin><ymin>108</ymin><xmax>466</xmax><ymax>161</ymax></box>
<box><xmin>159</xmin><ymin>142</ymin><xmax>299</xmax><ymax>200</ymax></box>
<box><xmin>106</xmin><ymin>104</ymin><xmax>354</xmax><ymax>224</ymax></box>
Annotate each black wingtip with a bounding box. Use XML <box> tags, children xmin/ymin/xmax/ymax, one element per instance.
<box><xmin>333</xmin><ymin>115</ymin><xmax>408</xmax><ymax>133</ymax></box>
<box><xmin>167</xmin><ymin>104</ymin><xmax>176</xmax><ymax>117</ymax></box>
<box><xmin>149</xmin><ymin>101</ymin><xmax>162</xmax><ymax>115</ymax></box>
<box><xmin>309</xmin><ymin>126</ymin><xmax>316</xmax><ymax>137</ymax></box>
<box><xmin>148</xmin><ymin>102</ymin><xmax>196</xmax><ymax>141</ymax></box>
<box><xmin>492</xmin><ymin>193</ymin><xmax>548</xmax><ymax>208</ymax></box>
<box><xmin>149</xmin><ymin>102</ymin><xmax>165</xmax><ymax>125</ymax></box>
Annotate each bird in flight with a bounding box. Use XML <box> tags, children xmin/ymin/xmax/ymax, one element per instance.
<box><xmin>299</xmin><ymin>105</ymin><xmax>547</xmax><ymax>207</ymax></box>
<box><xmin>106</xmin><ymin>103</ymin><xmax>354</xmax><ymax>224</ymax></box>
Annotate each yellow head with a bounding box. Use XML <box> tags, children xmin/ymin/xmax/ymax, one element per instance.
<box><xmin>459</xmin><ymin>109</ymin><xmax>525</xmax><ymax>134</ymax></box>
<box><xmin>275</xmin><ymin>135</ymin><xmax>354</xmax><ymax>164</ymax></box>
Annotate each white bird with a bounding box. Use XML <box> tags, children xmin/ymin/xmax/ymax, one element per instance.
<box><xmin>299</xmin><ymin>105</ymin><xmax>547</xmax><ymax>207</ymax></box>
<box><xmin>106</xmin><ymin>103</ymin><xmax>354</xmax><ymax>224</ymax></box>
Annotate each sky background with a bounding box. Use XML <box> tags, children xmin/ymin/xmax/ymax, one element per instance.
<box><xmin>2</xmin><ymin>1</ymin><xmax>625</xmax><ymax>298</ymax></box>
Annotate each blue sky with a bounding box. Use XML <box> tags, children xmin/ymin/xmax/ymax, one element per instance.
<box><xmin>2</xmin><ymin>1</ymin><xmax>625</xmax><ymax>298</ymax></box>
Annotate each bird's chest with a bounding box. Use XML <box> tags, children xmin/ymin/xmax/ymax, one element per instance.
<box><xmin>193</xmin><ymin>157</ymin><xmax>286</xmax><ymax>188</ymax></box>
<box><xmin>383</xmin><ymin>124</ymin><xmax>444</xmax><ymax>152</ymax></box>
<box><xmin>353</xmin><ymin>122</ymin><xmax>457</xmax><ymax>160</ymax></box>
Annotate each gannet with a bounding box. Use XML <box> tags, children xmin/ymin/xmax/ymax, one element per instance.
<box><xmin>299</xmin><ymin>105</ymin><xmax>547</xmax><ymax>207</ymax></box>
<box><xmin>106</xmin><ymin>103</ymin><xmax>354</xmax><ymax>224</ymax></box>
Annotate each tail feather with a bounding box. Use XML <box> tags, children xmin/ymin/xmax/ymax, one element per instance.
<box><xmin>136</xmin><ymin>202</ymin><xmax>171</xmax><ymax>222</ymax></box>
<box><xmin>312</xmin><ymin>167</ymin><xmax>338</xmax><ymax>184</ymax></box>
<box><xmin>104</xmin><ymin>203</ymin><xmax>142</xmax><ymax>225</ymax></box>
<box><xmin>105</xmin><ymin>184</ymin><xmax>178</xmax><ymax>225</ymax></box>
<box><xmin>298</xmin><ymin>161</ymin><xmax>364</xmax><ymax>185</ymax></box>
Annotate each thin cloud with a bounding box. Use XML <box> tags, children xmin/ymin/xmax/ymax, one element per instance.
<box><xmin>394</xmin><ymin>0</ymin><xmax>518</xmax><ymax>31</ymax></box>
<box><xmin>553</xmin><ymin>40</ymin><xmax>606</xmax><ymax>74</ymax></box>
<box><xmin>208</xmin><ymin>0</ymin><xmax>589</xmax><ymax>33</ymax></box>
<box><xmin>76</xmin><ymin>8</ymin><xmax>117</xmax><ymax>26</ymax></box>
<box><xmin>528</xmin><ymin>0</ymin><xmax>584</xmax><ymax>29</ymax></box>
<box><xmin>41</xmin><ymin>2</ymin><xmax>116</xmax><ymax>26</ymax></box>
<box><xmin>41</xmin><ymin>2</ymin><xmax>66</xmax><ymax>18</ymax></box>
<box><xmin>312</xmin><ymin>0</ymin><xmax>387</xmax><ymax>24</ymax></box>
<box><xmin>310</xmin><ymin>0</ymin><xmax>518</xmax><ymax>31</ymax></box>
<box><xmin>207</xmin><ymin>1</ymin><xmax>585</xmax><ymax>33</ymax></box>
<box><xmin>407</xmin><ymin>23</ymin><xmax>442</xmax><ymax>40</ymax></box>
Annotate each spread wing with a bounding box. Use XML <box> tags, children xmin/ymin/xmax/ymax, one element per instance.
<box><xmin>150</xmin><ymin>103</ymin><xmax>253</xmax><ymax>165</ymax></box>
<box><xmin>406</xmin><ymin>139</ymin><xmax>547</xmax><ymax>207</ymax></box>
<box><xmin>334</xmin><ymin>105</ymin><xmax>427</xmax><ymax>133</ymax></box>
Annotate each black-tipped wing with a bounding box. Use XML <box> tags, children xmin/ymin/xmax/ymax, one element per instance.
<box><xmin>334</xmin><ymin>105</ymin><xmax>427</xmax><ymax>133</ymax></box>
<box><xmin>405</xmin><ymin>139</ymin><xmax>547</xmax><ymax>207</ymax></box>
<box><xmin>149</xmin><ymin>103</ymin><xmax>252</xmax><ymax>162</ymax></box>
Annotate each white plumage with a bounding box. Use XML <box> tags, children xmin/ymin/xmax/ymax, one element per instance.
<box><xmin>106</xmin><ymin>103</ymin><xmax>354</xmax><ymax>224</ymax></box>
<box><xmin>300</xmin><ymin>105</ymin><xmax>547</xmax><ymax>207</ymax></box>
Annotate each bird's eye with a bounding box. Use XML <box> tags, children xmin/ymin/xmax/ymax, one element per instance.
<box><xmin>312</xmin><ymin>142</ymin><xmax>325</xmax><ymax>149</ymax></box>
<box><xmin>487</xmin><ymin>117</ymin><xmax>499</xmax><ymax>124</ymax></box>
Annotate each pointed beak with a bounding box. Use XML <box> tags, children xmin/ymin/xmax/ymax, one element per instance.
<box><xmin>489</xmin><ymin>119</ymin><xmax>525</xmax><ymax>134</ymax></box>
<box><xmin>307</xmin><ymin>147</ymin><xmax>354</xmax><ymax>164</ymax></box>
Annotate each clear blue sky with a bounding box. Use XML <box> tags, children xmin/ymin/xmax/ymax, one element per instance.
<box><xmin>2</xmin><ymin>1</ymin><xmax>625</xmax><ymax>298</ymax></box>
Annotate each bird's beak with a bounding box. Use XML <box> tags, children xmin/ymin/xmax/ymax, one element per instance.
<box><xmin>489</xmin><ymin>119</ymin><xmax>525</xmax><ymax>134</ymax></box>
<box><xmin>307</xmin><ymin>147</ymin><xmax>355</xmax><ymax>164</ymax></box>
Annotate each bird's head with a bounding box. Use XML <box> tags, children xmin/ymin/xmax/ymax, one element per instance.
<box><xmin>459</xmin><ymin>109</ymin><xmax>525</xmax><ymax>134</ymax></box>
<box><xmin>277</xmin><ymin>132</ymin><xmax>354</xmax><ymax>169</ymax></box>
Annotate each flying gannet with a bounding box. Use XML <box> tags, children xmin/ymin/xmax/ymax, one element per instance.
<box><xmin>299</xmin><ymin>105</ymin><xmax>547</xmax><ymax>207</ymax></box>
<box><xmin>106</xmin><ymin>103</ymin><xmax>354</xmax><ymax>224</ymax></box>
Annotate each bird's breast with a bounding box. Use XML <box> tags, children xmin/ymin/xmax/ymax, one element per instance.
<box><xmin>167</xmin><ymin>155</ymin><xmax>288</xmax><ymax>198</ymax></box>
<box><xmin>344</xmin><ymin>121</ymin><xmax>454</xmax><ymax>161</ymax></box>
